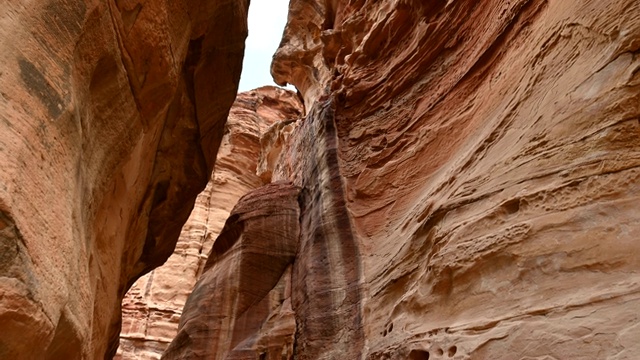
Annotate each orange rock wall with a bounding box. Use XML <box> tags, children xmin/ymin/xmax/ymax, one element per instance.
<box><xmin>0</xmin><ymin>0</ymin><xmax>248</xmax><ymax>358</ymax></box>
<box><xmin>167</xmin><ymin>0</ymin><xmax>640</xmax><ymax>359</ymax></box>
<box><xmin>272</xmin><ymin>0</ymin><xmax>640</xmax><ymax>358</ymax></box>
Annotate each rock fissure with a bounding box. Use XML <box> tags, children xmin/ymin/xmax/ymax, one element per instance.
<box><xmin>289</xmin><ymin>99</ymin><xmax>365</xmax><ymax>359</ymax></box>
<box><xmin>104</xmin><ymin>0</ymin><xmax>146</xmax><ymax>126</ymax></box>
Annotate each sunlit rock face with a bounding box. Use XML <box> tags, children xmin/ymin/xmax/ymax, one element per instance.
<box><xmin>116</xmin><ymin>87</ymin><xmax>302</xmax><ymax>359</ymax></box>
<box><xmin>171</xmin><ymin>0</ymin><xmax>640</xmax><ymax>358</ymax></box>
<box><xmin>0</xmin><ymin>0</ymin><xmax>248</xmax><ymax>358</ymax></box>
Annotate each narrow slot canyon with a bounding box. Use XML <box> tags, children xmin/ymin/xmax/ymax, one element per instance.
<box><xmin>116</xmin><ymin>2</ymin><xmax>297</xmax><ymax>356</ymax></box>
<box><xmin>116</xmin><ymin>87</ymin><xmax>303</xmax><ymax>359</ymax></box>
<box><xmin>1</xmin><ymin>0</ymin><xmax>639</xmax><ymax>359</ymax></box>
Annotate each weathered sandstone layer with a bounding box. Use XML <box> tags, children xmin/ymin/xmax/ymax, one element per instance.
<box><xmin>163</xmin><ymin>182</ymin><xmax>302</xmax><ymax>359</ymax></box>
<box><xmin>167</xmin><ymin>0</ymin><xmax>640</xmax><ymax>359</ymax></box>
<box><xmin>0</xmin><ymin>1</ymin><xmax>248</xmax><ymax>358</ymax></box>
<box><xmin>116</xmin><ymin>87</ymin><xmax>302</xmax><ymax>359</ymax></box>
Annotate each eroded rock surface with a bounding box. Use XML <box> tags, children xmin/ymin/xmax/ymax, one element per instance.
<box><xmin>162</xmin><ymin>182</ymin><xmax>301</xmax><ymax>360</ymax></box>
<box><xmin>117</xmin><ymin>87</ymin><xmax>302</xmax><ymax>359</ymax></box>
<box><xmin>0</xmin><ymin>0</ymin><xmax>248</xmax><ymax>358</ymax></box>
<box><xmin>272</xmin><ymin>0</ymin><xmax>640</xmax><ymax>359</ymax></box>
<box><xmin>166</xmin><ymin>0</ymin><xmax>640</xmax><ymax>359</ymax></box>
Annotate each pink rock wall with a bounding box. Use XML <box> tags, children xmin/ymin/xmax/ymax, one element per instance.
<box><xmin>163</xmin><ymin>182</ymin><xmax>301</xmax><ymax>359</ymax></box>
<box><xmin>273</xmin><ymin>0</ymin><xmax>640</xmax><ymax>358</ymax></box>
<box><xmin>0</xmin><ymin>0</ymin><xmax>248</xmax><ymax>357</ymax></box>
<box><xmin>165</xmin><ymin>0</ymin><xmax>640</xmax><ymax>359</ymax></box>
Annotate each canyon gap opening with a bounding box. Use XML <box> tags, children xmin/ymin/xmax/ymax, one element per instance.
<box><xmin>238</xmin><ymin>0</ymin><xmax>292</xmax><ymax>91</ymax></box>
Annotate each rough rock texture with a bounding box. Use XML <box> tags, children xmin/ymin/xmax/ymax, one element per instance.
<box><xmin>166</xmin><ymin>0</ymin><xmax>640</xmax><ymax>359</ymax></box>
<box><xmin>0</xmin><ymin>0</ymin><xmax>248</xmax><ymax>358</ymax></box>
<box><xmin>116</xmin><ymin>87</ymin><xmax>303</xmax><ymax>359</ymax></box>
<box><xmin>162</xmin><ymin>182</ymin><xmax>302</xmax><ymax>359</ymax></box>
<box><xmin>272</xmin><ymin>0</ymin><xmax>640</xmax><ymax>358</ymax></box>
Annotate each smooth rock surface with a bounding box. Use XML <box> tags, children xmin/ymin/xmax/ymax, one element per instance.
<box><xmin>0</xmin><ymin>0</ymin><xmax>248</xmax><ymax>357</ymax></box>
<box><xmin>117</xmin><ymin>87</ymin><xmax>302</xmax><ymax>359</ymax></box>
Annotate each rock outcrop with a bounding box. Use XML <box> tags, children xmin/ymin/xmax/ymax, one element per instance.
<box><xmin>117</xmin><ymin>87</ymin><xmax>302</xmax><ymax>359</ymax></box>
<box><xmin>166</xmin><ymin>0</ymin><xmax>640</xmax><ymax>359</ymax></box>
<box><xmin>0</xmin><ymin>1</ymin><xmax>249</xmax><ymax>358</ymax></box>
<box><xmin>163</xmin><ymin>182</ymin><xmax>302</xmax><ymax>359</ymax></box>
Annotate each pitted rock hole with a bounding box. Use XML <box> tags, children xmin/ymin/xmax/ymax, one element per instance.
<box><xmin>408</xmin><ymin>349</ymin><xmax>430</xmax><ymax>360</ymax></box>
<box><xmin>447</xmin><ymin>345</ymin><xmax>457</xmax><ymax>357</ymax></box>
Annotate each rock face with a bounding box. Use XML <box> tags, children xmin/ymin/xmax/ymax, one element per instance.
<box><xmin>117</xmin><ymin>87</ymin><xmax>302</xmax><ymax>359</ymax></box>
<box><xmin>0</xmin><ymin>0</ymin><xmax>249</xmax><ymax>358</ymax></box>
<box><xmin>166</xmin><ymin>0</ymin><xmax>640</xmax><ymax>359</ymax></box>
<box><xmin>163</xmin><ymin>182</ymin><xmax>302</xmax><ymax>359</ymax></box>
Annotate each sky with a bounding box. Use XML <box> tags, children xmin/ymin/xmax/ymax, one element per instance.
<box><xmin>238</xmin><ymin>0</ymin><xmax>292</xmax><ymax>92</ymax></box>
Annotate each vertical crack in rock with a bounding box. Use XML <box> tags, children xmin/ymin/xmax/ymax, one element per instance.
<box><xmin>104</xmin><ymin>0</ymin><xmax>145</xmax><ymax>125</ymax></box>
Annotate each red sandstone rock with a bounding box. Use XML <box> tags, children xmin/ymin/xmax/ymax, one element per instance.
<box><xmin>159</xmin><ymin>0</ymin><xmax>640</xmax><ymax>358</ymax></box>
<box><xmin>4</xmin><ymin>0</ymin><xmax>638</xmax><ymax>358</ymax></box>
<box><xmin>162</xmin><ymin>182</ymin><xmax>302</xmax><ymax>360</ymax></box>
<box><xmin>0</xmin><ymin>1</ymin><xmax>248</xmax><ymax>358</ymax></box>
<box><xmin>269</xmin><ymin>0</ymin><xmax>640</xmax><ymax>359</ymax></box>
<box><xmin>116</xmin><ymin>87</ymin><xmax>302</xmax><ymax>359</ymax></box>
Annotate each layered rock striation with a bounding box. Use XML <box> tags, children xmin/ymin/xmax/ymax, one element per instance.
<box><xmin>163</xmin><ymin>182</ymin><xmax>302</xmax><ymax>359</ymax></box>
<box><xmin>4</xmin><ymin>0</ymin><xmax>638</xmax><ymax>358</ymax></box>
<box><xmin>167</xmin><ymin>0</ymin><xmax>640</xmax><ymax>359</ymax></box>
<box><xmin>0</xmin><ymin>0</ymin><xmax>249</xmax><ymax>358</ymax></box>
<box><xmin>117</xmin><ymin>87</ymin><xmax>302</xmax><ymax>359</ymax></box>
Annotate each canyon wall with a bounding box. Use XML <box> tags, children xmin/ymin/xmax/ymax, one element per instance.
<box><xmin>0</xmin><ymin>0</ymin><xmax>249</xmax><ymax>358</ymax></box>
<box><xmin>165</xmin><ymin>0</ymin><xmax>640</xmax><ymax>359</ymax></box>
<box><xmin>117</xmin><ymin>87</ymin><xmax>302</xmax><ymax>359</ymax></box>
